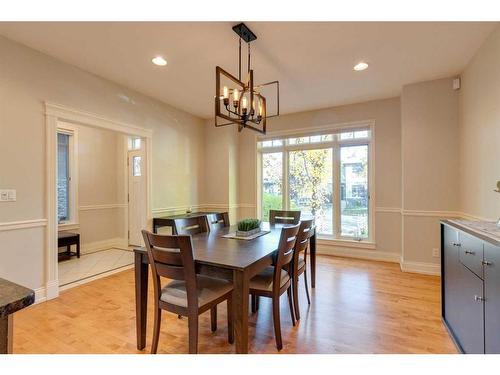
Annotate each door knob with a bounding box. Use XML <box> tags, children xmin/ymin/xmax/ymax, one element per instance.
<box><xmin>474</xmin><ymin>295</ymin><xmax>486</xmax><ymax>302</ymax></box>
<box><xmin>482</xmin><ymin>260</ymin><xmax>492</xmax><ymax>266</ymax></box>
<box><xmin>464</xmin><ymin>250</ymin><xmax>475</xmax><ymax>255</ymax></box>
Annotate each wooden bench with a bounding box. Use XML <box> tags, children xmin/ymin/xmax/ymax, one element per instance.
<box><xmin>58</xmin><ymin>232</ymin><xmax>80</xmax><ymax>261</ymax></box>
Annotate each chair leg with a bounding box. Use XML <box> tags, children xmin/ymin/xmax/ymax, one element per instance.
<box><xmin>304</xmin><ymin>268</ymin><xmax>311</xmax><ymax>305</ymax></box>
<box><xmin>286</xmin><ymin>286</ymin><xmax>296</xmax><ymax>326</ymax></box>
<box><xmin>251</xmin><ymin>294</ymin><xmax>257</xmax><ymax>313</ymax></box>
<box><xmin>292</xmin><ymin>274</ymin><xmax>300</xmax><ymax>320</ymax></box>
<box><xmin>256</xmin><ymin>295</ymin><xmax>260</xmax><ymax>311</ymax></box>
<box><xmin>188</xmin><ymin>315</ymin><xmax>198</xmax><ymax>354</ymax></box>
<box><xmin>227</xmin><ymin>297</ymin><xmax>234</xmax><ymax>344</ymax></box>
<box><xmin>151</xmin><ymin>307</ymin><xmax>162</xmax><ymax>354</ymax></box>
<box><xmin>272</xmin><ymin>296</ymin><xmax>283</xmax><ymax>351</ymax></box>
<box><xmin>210</xmin><ymin>306</ymin><xmax>217</xmax><ymax>332</ymax></box>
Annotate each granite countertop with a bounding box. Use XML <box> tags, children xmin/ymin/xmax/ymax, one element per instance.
<box><xmin>0</xmin><ymin>278</ymin><xmax>35</xmax><ymax>319</ymax></box>
<box><xmin>442</xmin><ymin>219</ymin><xmax>500</xmax><ymax>247</ymax></box>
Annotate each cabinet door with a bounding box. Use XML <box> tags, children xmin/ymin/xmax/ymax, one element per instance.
<box><xmin>484</xmin><ymin>243</ymin><xmax>500</xmax><ymax>354</ymax></box>
<box><xmin>452</xmin><ymin>262</ymin><xmax>485</xmax><ymax>354</ymax></box>
<box><xmin>443</xmin><ymin>225</ymin><xmax>462</xmax><ymax>330</ymax></box>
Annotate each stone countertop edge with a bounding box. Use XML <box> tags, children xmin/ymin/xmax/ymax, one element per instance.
<box><xmin>441</xmin><ymin>219</ymin><xmax>500</xmax><ymax>247</ymax></box>
<box><xmin>0</xmin><ymin>278</ymin><xmax>35</xmax><ymax>319</ymax></box>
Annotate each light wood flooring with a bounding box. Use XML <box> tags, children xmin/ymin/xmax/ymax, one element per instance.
<box><xmin>13</xmin><ymin>255</ymin><xmax>457</xmax><ymax>354</ymax></box>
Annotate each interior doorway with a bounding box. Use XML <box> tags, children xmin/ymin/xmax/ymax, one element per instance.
<box><xmin>45</xmin><ymin>103</ymin><xmax>152</xmax><ymax>298</ymax></box>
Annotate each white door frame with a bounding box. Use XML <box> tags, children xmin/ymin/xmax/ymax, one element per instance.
<box><xmin>45</xmin><ymin>102</ymin><xmax>153</xmax><ymax>300</ymax></box>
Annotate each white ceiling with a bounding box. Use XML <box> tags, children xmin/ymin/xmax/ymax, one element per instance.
<box><xmin>0</xmin><ymin>22</ymin><xmax>496</xmax><ymax>119</ymax></box>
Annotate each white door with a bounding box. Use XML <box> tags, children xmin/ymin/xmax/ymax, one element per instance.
<box><xmin>128</xmin><ymin>149</ymin><xmax>147</xmax><ymax>246</ymax></box>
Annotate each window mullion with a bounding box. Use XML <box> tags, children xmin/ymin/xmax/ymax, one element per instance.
<box><xmin>283</xmin><ymin>151</ymin><xmax>289</xmax><ymax>211</ymax></box>
<box><xmin>333</xmin><ymin>142</ymin><xmax>340</xmax><ymax>239</ymax></box>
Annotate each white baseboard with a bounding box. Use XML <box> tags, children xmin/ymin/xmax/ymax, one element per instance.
<box><xmin>80</xmin><ymin>237</ymin><xmax>128</xmax><ymax>254</ymax></box>
<box><xmin>400</xmin><ymin>260</ymin><xmax>441</xmax><ymax>276</ymax></box>
<box><xmin>34</xmin><ymin>287</ymin><xmax>47</xmax><ymax>304</ymax></box>
<box><xmin>33</xmin><ymin>280</ymin><xmax>60</xmax><ymax>304</ymax></box>
<box><xmin>317</xmin><ymin>244</ymin><xmax>400</xmax><ymax>263</ymax></box>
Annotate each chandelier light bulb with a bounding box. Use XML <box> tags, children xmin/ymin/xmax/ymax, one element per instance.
<box><xmin>223</xmin><ymin>86</ymin><xmax>228</xmax><ymax>99</ymax></box>
<box><xmin>233</xmin><ymin>89</ymin><xmax>239</xmax><ymax>101</ymax></box>
<box><xmin>242</xmin><ymin>97</ymin><xmax>247</xmax><ymax>109</ymax></box>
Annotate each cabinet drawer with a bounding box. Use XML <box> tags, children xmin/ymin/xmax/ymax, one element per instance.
<box><xmin>459</xmin><ymin>232</ymin><xmax>484</xmax><ymax>279</ymax></box>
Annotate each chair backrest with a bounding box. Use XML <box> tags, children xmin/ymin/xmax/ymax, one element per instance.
<box><xmin>269</xmin><ymin>210</ymin><xmax>301</xmax><ymax>225</ymax></box>
<box><xmin>273</xmin><ymin>224</ymin><xmax>300</xmax><ymax>292</ymax></box>
<box><xmin>173</xmin><ymin>216</ymin><xmax>209</xmax><ymax>235</ymax></box>
<box><xmin>141</xmin><ymin>230</ymin><xmax>198</xmax><ymax>309</ymax></box>
<box><xmin>293</xmin><ymin>219</ymin><xmax>314</xmax><ymax>268</ymax></box>
<box><xmin>206</xmin><ymin>212</ymin><xmax>230</xmax><ymax>230</ymax></box>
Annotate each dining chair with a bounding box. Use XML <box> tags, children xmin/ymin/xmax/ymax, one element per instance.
<box><xmin>206</xmin><ymin>212</ymin><xmax>230</xmax><ymax>230</ymax></box>
<box><xmin>142</xmin><ymin>230</ymin><xmax>234</xmax><ymax>354</ymax></box>
<box><xmin>173</xmin><ymin>216</ymin><xmax>209</xmax><ymax>235</ymax></box>
<box><xmin>249</xmin><ymin>223</ymin><xmax>300</xmax><ymax>350</ymax></box>
<box><xmin>269</xmin><ymin>209</ymin><xmax>301</xmax><ymax>225</ymax></box>
<box><xmin>291</xmin><ymin>219</ymin><xmax>314</xmax><ymax>320</ymax></box>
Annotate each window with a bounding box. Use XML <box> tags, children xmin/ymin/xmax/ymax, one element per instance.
<box><xmin>57</xmin><ymin>125</ymin><xmax>77</xmax><ymax>225</ymax></box>
<box><xmin>57</xmin><ymin>133</ymin><xmax>70</xmax><ymax>222</ymax></box>
<box><xmin>129</xmin><ymin>137</ymin><xmax>142</xmax><ymax>150</ymax></box>
<box><xmin>258</xmin><ymin>126</ymin><xmax>373</xmax><ymax>241</ymax></box>
<box><xmin>133</xmin><ymin>156</ymin><xmax>142</xmax><ymax>177</ymax></box>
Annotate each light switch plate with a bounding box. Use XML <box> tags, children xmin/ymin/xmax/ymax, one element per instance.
<box><xmin>0</xmin><ymin>189</ymin><xmax>16</xmax><ymax>202</ymax></box>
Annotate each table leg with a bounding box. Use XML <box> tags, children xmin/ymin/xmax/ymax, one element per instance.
<box><xmin>310</xmin><ymin>231</ymin><xmax>317</xmax><ymax>288</ymax></box>
<box><xmin>0</xmin><ymin>315</ymin><xmax>13</xmax><ymax>354</ymax></box>
<box><xmin>232</xmin><ymin>269</ymin><xmax>249</xmax><ymax>354</ymax></box>
<box><xmin>135</xmin><ymin>252</ymin><xmax>148</xmax><ymax>350</ymax></box>
<box><xmin>76</xmin><ymin>238</ymin><xmax>80</xmax><ymax>258</ymax></box>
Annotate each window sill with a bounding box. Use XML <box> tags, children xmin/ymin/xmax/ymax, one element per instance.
<box><xmin>316</xmin><ymin>236</ymin><xmax>375</xmax><ymax>250</ymax></box>
<box><xmin>58</xmin><ymin>222</ymin><xmax>80</xmax><ymax>231</ymax></box>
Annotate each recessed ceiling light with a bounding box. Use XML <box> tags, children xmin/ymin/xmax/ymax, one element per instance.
<box><xmin>152</xmin><ymin>56</ymin><xmax>167</xmax><ymax>66</ymax></box>
<box><xmin>353</xmin><ymin>62</ymin><xmax>369</xmax><ymax>71</ymax></box>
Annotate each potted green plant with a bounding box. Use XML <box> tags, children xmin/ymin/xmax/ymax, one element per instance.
<box><xmin>236</xmin><ymin>218</ymin><xmax>261</xmax><ymax>237</ymax></box>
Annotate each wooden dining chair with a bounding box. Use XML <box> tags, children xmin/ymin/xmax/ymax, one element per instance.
<box><xmin>249</xmin><ymin>223</ymin><xmax>300</xmax><ymax>350</ymax></box>
<box><xmin>269</xmin><ymin>210</ymin><xmax>301</xmax><ymax>225</ymax></box>
<box><xmin>206</xmin><ymin>212</ymin><xmax>230</xmax><ymax>230</ymax></box>
<box><xmin>291</xmin><ymin>219</ymin><xmax>314</xmax><ymax>320</ymax></box>
<box><xmin>142</xmin><ymin>230</ymin><xmax>234</xmax><ymax>354</ymax></box>
<box><xmin>173</xmin><ymin>216</ymin><xmax>209</xmax><ymax>235</ymax></box>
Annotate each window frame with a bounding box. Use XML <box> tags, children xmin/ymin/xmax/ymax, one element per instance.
<box><xmin>256</xmin><ymin>121</ymin><xmax>375</xmax><ymax>243</ymax></box>
<box><xmin>57</xmin><ymin>122</ymin><xmax>79</xmax><ymax>229</ymax></box>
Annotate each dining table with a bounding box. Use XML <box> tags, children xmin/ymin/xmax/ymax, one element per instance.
<box><xmin>134</xmin><ymin>221</ymin><xmax>317</xmax><ymax>354</ymax></box>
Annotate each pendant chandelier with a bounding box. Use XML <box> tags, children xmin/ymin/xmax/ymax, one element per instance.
<box><xmin>214</xmin><ymin>23</ymin><xmax>279</xmax><ymax>134</ymax></box>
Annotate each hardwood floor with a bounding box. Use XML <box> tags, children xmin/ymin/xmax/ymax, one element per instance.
<box><xmin>13</xmin><ymin>255</ymin><xmax>457</xmax><ymax>354</ymax></box>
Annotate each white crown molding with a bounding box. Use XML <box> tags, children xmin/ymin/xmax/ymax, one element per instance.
<box><xmin>0</xmin><ymin>219</ymin><xmax>47</xmax><ymax>232</ymax></box>
<box><xmin>79</xmin><ymin>203</ymin><xmax>128</xmax><ymax>211</ymax></box>
<box><xmin>400</xmin><ymin>260</ymin><xmax>441</xmax><ymax>276</ymax></box>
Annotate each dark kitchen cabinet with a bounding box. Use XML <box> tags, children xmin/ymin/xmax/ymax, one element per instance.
<box><xmin>441</xmin><ymin>221</ymin><xmax>500</xmax><ymax>354</ymax></box>
<box><xmin>484</xmin><ymin>242</ymin><xmax>500</xmax><ymax>354</ymax></box>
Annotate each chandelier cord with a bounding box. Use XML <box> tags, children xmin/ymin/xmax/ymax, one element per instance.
<box><xmin>248</xmin><ymin>42</ymin><xmax>251</xmax><ymax>74</ymax></box>
<box><xmin>238</xmin><ymin>37</ymin><xmax>242</xmax><ymax>81</ymax></box>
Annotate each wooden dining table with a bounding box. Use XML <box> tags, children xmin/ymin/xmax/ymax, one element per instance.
<box><xmin>134</xmin><ymin>222</ymin><xmax>317</xmax><ymax>354</ymax></box>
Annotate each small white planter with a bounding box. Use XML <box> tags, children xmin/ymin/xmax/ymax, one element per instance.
<box><xmin>236</xmin><ymin>227</ymin><xmax>261</xmax><ymax>237</ymax></box>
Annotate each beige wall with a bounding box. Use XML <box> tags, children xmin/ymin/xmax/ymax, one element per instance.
<box><xmin>459</xmin><ymin>26</ymin><xmax>500</xmax><ymax>220</ymax></box>
<box><xmin>401</xmin><ymin>78</ymin><xmax>459</xmax><ymax>267</ymax></box>
<box><xmin>0</xmin><ymin>35</ymin><xmax>205</xmax><ymax>292</ymax></box>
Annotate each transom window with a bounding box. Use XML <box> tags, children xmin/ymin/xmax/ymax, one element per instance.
<box><xmin>257</xmin><ymin>125</ymin><xmax>373</xmax><ymax>241</ymax></box>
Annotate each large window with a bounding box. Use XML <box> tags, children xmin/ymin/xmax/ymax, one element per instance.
<box><xmin>258</xmin><ymin>126</ymin><xmax>373</xmax><ymax>240</ymax></box>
